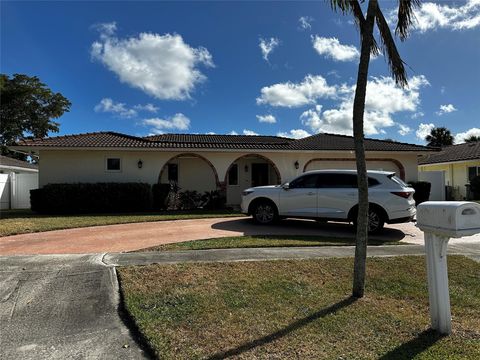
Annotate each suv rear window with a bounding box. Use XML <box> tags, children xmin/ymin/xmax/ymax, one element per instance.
<box><xmin>316</xmin><ymin>173</ymin><xmax>380</xmax><ymax>188</ymax></box>
<box><xmin>388</xmin><ymin>174</ymin><xmax>408</xmax><ymax>188</ymax></box>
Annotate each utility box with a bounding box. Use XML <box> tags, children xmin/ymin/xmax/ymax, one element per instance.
<box><xmin>417</xmin><ymin>201</ymin><xmax>480</xmax><ymax>335</ymax></box>
<box><xmin>417</xmin><ymin>201</ymin><xmax>480</xmax><ymax>237</ymax></box>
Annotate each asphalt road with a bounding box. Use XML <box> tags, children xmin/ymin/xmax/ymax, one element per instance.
<box><xmin>0</xmin><ymin>254</ymin><xmax>148</xmax><ymax>360</ymax></box>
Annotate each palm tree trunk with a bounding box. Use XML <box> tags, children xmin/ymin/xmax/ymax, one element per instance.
<box><xmin>352</xmin><ymin>0</ymin><xmax>377</xmax><ymax>298</ymax></box>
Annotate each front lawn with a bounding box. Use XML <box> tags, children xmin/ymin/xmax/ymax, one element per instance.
<box><xmin>118</xmin><ymin>256</ymin><xmax>480</xmax><ymax>359</ymax></box>
<box><xmin>0</xmin><ymin>209</ymin><xmax>242</xmax><ymax>237</ymax></box>
<box><xmin>137</xmin><ymin>234</ymin><xmax>402</xmax><ymax>252</ymax></box>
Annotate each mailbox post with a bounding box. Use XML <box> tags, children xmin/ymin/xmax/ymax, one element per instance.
<box><xmin>417</xmin><ymin>201</ymin><xmax>480</xmax><ymax>335</ymax></box>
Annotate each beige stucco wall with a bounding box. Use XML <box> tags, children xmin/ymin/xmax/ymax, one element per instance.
<box><xmin>38</xmin><ymin>149</ymin><xmax>420</xmax><ymax>203</ymax></box>
<box><xmin>159</xmin><ymin>157</ymin><xmax>217</xmax><ymax>193</ymax></box>
<box><xmin>418</xmin><ymin>160</ymin><xmax>480</xmax><ymax>199</ymax></box>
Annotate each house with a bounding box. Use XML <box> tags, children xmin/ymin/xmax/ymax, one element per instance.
<box><xmin>12</xmin><ymin>131</ymin><xmax>434</xmax><ymax>206</ymax></box>
<box><xmin>418</xmin><ymin>141</ymin><xmax>480</xmax><ymax>200</ymax></box>
<box><xmin>0</xmin><ymin>155</ymin><xmax>39</xmax><ymax>209</ymax></box>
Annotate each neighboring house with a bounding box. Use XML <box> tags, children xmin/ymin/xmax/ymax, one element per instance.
<box><xmin>418</xmin><ymin>142</ymin><xmax>480</xmax><ymax>200</ymax></box>
<box><xmin>12</xmin><ymin>131</ymin><xmax>434</xmax><ymax>206</ymax></box>
<box><xmin>0</xmin><ymin>155</ymin><xmax>39</xmax><ymax>209</ymax></box>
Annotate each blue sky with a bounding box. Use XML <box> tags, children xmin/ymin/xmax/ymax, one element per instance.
<box><xmin>2</xmin><ymin>1</ymin><xmax>479</xmax><ymax>144</ymax></box>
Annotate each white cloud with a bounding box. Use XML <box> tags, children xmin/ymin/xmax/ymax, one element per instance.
<box><xmin>277</xmin><ymin>129</ymin><xmax>311</xmax><ymax>139</ymax></box>
<box><xmin>228</xmin><ymin>130</ymin><xmax>238</xmax><ymax>135</ymax></box>
<box><xmin>256</xmin><ymin>74</ymin><xmax>337</xmax><ymax>107</ymax></box>
<box><xmin>300</xmin><ymin>75</ymin><xmax>430</xmax><ymax>136</ymax></box>
<box><xmin>411</xmin><ymin>111</ymin><xmax>424</xmax><ymax>119</ymax></box>
<box><xmin>454</xmin><ymin>128</ymin><xmax>480</xmax><ymax>143</ymax></box>
<box><xmin>436</xmin><ymin>104</ymin><xmax>457</xmax><ymax>115</ymax></box>
<box><xmin>394</xmin><ymin>0</ymin><xmax>480</xmax><ymax>32</ymax></box>
<box><xmin>259</xmin><ymin>37</ymin><xmax>279</xmax><ymax>62</ymax></box>
<box><xmin>94</xmin><ymin>98</ymin><xmax>137</xmax><ymax>118</ymax></box>
<box><xmin>298</xmin><ymin>16</ymin><xmax>313</xmax><ymax>30</ymax></box>
<box><xmin>243</xmin><ymin>129</ymin><xmax>259</xmax><ymax>136</ymax></box>
<box><xmin>143</xmin><ymin>113</ymin><xmax>190</xmax><ymax>133</ymax></box>
<box><xmin>397</xmin><ymin>124</ymin><xmax>412</xmax><ymax>136</ymax></box>
<box><xmin>133</xmin><ymin>103</ymin><xmax>158</xmax><ymax>113</ymax></box>
<box><xmin>91</xmin><ymin>24</ymin><xmax>214</xmax><ymax>100</ymax></box>
<box><xmin>416</xmin><ymin>123</ymin><xmax>435</xmax><ymax>141</ymax></box>
<box><xmin>256</xmin><ymin>114</ymin><xmax>277</xmax><ymax>124</ymax></box>
<box><xmin>312</xmin><ymin>36</ymin><xmax>359</xmax><ymax>62</ymax></box>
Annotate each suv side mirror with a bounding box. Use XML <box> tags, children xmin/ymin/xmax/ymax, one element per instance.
<box><xmin>282</xmin><ymin>183</ymin><xmax>290</xmax><ymax>190</ymax></box>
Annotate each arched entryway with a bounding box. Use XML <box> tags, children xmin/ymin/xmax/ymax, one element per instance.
<box><xmin>224</xmin><ymin>154</ymin><xmax>281</xmax><ymax>205</ymax></box>
<box><xmin>158</xmin><ymin>153</ymin><xmax>220</xmax><ymax>192</ymax></box>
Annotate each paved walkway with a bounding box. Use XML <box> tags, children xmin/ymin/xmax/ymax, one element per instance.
<box><xmin>0</xmin><ymin>254</ymin><xmax>148</xmax><ymax>360</ymax></box>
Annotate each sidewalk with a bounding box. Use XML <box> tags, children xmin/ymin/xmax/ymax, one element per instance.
<box><xmin>103</xmin><ymin>242</ymin><xmax>480</xmax><ymax>266</ymax></box>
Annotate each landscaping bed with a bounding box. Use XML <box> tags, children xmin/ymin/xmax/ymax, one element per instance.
<box><xmin>135</xmin><ymin>234</ymin><xmax>403</xmax><ymax>252</ymax></box>
<box><xmin>0</xmin><ymin>209</ymin><xmax>242</xmax><ymax>237</ymax></box>
<box><xmin>118</xmin><ymin>256</ymin><xmax>480</xmax><ymax>359</ymax></box>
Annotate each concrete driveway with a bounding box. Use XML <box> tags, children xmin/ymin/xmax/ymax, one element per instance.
<box><xmin>1</xmin><ymin>217</ymin><xmax>480</xmax><ymax>255</ymax></box>
<box><xmin>0</xmin><ymin>254</ymin><xmax>148</xmax><ymax>360</ymax></box>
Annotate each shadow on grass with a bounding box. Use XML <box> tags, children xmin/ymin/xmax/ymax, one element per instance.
<box><xmin>211</xmin><ymin>218</ymin><xmax>407</xmax><ymax>242</ymax></box>
<box><xmin>206</xmin><ymin>296</ymin><xmax>357</xmax><ymax>360</ymax></box>
<box><xmin>378</xmin><ymin>329</ymin><xmax>446</xmax><ymax>360</ymax></box>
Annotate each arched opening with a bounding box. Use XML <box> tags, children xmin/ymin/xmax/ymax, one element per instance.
<box><xmin>158</xmin><ymin>153</ymin><xmax>220</xmax><ymax>192</ymax></box>
<box><xmin>224</xmin><ymin>154</ymin><xmax>281</xmax><ymax>206</ymax></box>
<box><xmin>303</xmin><ymin>158</ymin><xmax>406</xmax><ymax>180</ymax></box>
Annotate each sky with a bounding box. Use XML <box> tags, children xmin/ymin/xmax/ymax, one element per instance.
<box><xmin>2</xmin><ymin>1</ymin><xmax>480</xmax><ymax>145</ymax></box>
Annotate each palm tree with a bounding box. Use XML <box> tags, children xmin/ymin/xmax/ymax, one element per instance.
<box><xmin>425</xmin><ymin>127</ymin><xmax>454</xmax><ymax>147</ymax></box>
<box><xmin>465</xmin><ymin>135</ymin><xmax>480</xmax><ymax>143</ymax></box>
<box><xmin>329</xmin><ymin>0</ymin><xmax>419</xmax><ymax>298</ymax></box>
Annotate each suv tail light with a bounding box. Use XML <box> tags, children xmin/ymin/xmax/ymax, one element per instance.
<box><xmin>391</xmin><ymin>191</ymin><xmax>412</xmax><ymax>199</ymax></box>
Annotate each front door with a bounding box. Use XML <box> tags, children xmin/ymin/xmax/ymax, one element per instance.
<box><xmin>251</xmin><ymin>163</ymin><xmax>269</xmax><ymax>187</ymax></box>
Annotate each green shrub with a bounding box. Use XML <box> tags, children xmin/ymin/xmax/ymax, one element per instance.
<box><xmin>408</xmin><ymin>181</ymin><xmax>431</xmax><ymax>205</ymax></box>
<box><xmin>202</xmin><ymin>190</ymin><xmax>226</xmax><ymax>210</ymax></box>
<box><xmin>152</xmin><ymin>183</ymin><xmax>170</xmax><ymax>210</ymax></box>
<box><xmin>470</xmin><ymin>175</ymin><xmax>480</xmax><ymax>199</ymax></box>
<box><xmin>30</xmin><ymin>183</ymin><xmax>152</xmax><ymax>214</ymax></box>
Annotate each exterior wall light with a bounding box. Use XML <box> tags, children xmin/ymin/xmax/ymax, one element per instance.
<box><xmin>137</xmin><ymin>159</ymin><xmax>143</xmax><ymax>169</ymax></box>
<box><xmin>294</xmin><ymin>161</ymin><xmax>300</xmax><ymax>170</ymax></box>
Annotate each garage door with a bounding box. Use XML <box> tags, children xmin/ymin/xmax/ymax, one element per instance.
<box><xmin>305</xmin><ymin>159</ymin><xmax>401</xmax><ymax>174</ymax></box>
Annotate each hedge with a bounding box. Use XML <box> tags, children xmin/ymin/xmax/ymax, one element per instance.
<box><xmin>152</xmin><ymin>183</ymin><xmax>170</xmax><ymax>210</ymax></box>
<box><xmin>31</xmin><ymin>183</ymin><xmax>152</xmax><ymax>214</ymax></box>
<box><xmin>408</xmin><ymin>181</ymin><xmax>431</xmax><ymax>205</ymax></box>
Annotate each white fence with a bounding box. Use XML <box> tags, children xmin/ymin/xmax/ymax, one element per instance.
<box><xmin>419</xmin><ymin>171</ymin><xmax>445</xmax><ymax>201</ymax></box>
<box><xmin>0</xmin><ymin>172</ymin><xmax>38</xmax><ymax>209</ymax></box>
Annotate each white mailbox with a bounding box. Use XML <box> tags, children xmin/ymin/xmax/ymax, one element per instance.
<box><xmin>417</xmin><ymin>201</ymin><xmax>480</xmax><ymax>237</ymax></box>
<box><xmin>417</xmin><ymin>201</ymin><xmax>480</xmax><ymax>335</ymax></box>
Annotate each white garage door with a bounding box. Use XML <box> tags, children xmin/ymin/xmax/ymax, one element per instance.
<box><xmin>305</xmin><ymin>159</ymin><xmax>400</xmax><ymax>174</ymax></box>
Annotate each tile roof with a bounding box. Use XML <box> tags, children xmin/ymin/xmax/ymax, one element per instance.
<box><xmin>0</xmin><ymin>155</ymin><xmax>38</xmax><ymax>170</ymax></box>
<box><xmin>14</xmin><ymin>131</ymin><xmax>434</xmax><ymax>152</ymax></box>
<box><xmin>418</xmin><ymin>142</ymin><xmax>480</xmax><ymax>165</ymax></box>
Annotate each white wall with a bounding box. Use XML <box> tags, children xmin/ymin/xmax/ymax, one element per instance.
<box><xmin>159</xmin><ymin>157</ymin><xmax>217</xmax><ymax>193</ymax></box>
<box><xmin>0</xmin><ymin>174</ymin><xmax>10</xmax><ymax>210</ymax></box>
<box><xmin>38</xmin><ymin>150</ymin><xmax>420</xmax><ymax>205</ymax></box>
<box><xmin>419</xmin><ymin>171</ymin><xmax>445</xmax><ymax>201</ymax></box>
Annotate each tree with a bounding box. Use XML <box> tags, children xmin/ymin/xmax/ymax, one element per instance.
<box><xmin>465</xmin><ymin>135</ymin><xmax>480</xmax><ymax>143</ymax></box>
<box><xmin>329</xmin><ymin>0</ymin><xmax>419</xmax><ymax>298</ymax></box>
<box><xmin>425</xmin><ymin>127</ymin><xmax>454</xmax><ymax>147</ymax></box>
<box><xmin>0</xmin><ymin>74</ymin><xmax>71</xmax><ymax>156</ymax></box>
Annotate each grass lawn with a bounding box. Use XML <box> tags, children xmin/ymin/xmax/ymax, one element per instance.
<box><xmin>0</xmin><ymin>209</ymin><xmax>242</xmax><ymax>237</ymax></box>
<box><xmin>118</xmin><ymin>256</ymin><xmax>480</xmax><ymax>359</ymax></box>
<box><xmin>137</xmin><ymin>234</ymin><xmax>402</xmax><ymax>252</ymax></box>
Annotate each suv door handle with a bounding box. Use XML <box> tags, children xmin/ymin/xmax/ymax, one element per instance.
<box><xmin>307</xmin><ymin>192</ymin><xmax>315</xmax><ymax>196</ymax></box>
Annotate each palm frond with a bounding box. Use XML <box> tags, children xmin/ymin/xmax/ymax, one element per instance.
<box><xmin>329</xmin><ymin>0</ymin><xmax>355</xmax><ymax>14</ymax></box>
<box><xmin>375</xmin><ymin>5</ymin><xmax>408</xmax><ymax>87</ymax></box>
<box><xmin>396</xmin><ymin>0</ymin><xmax>421</xmax><ymax>41</ymax></box>
<box><xmin>349</xmin><ymin>0</ymin><xmax>380</xmax><ymax>57</ymax></box>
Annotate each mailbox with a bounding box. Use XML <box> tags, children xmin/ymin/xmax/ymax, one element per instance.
<box><xmin>417</xmin><ymin>201</ymin><xmax>480</xmax><ymax>237</ymax></box>
<box><xmin>416</xmin><ymin>201</ymin><xmax>480</xmax><ymax>335</ymax></box>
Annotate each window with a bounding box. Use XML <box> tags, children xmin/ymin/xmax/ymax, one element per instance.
<box><xmin>290</xmin><ymin>174</ymin><xmax>319</xmax><ymax>189</ymax></box>
<box><xmin>106</xmin><ymin>158</ymin><xmax>121</xmax><ymax>171</ymax></box>
<box><xmin>228</xmin><ymin>164</ymin><xmax>238</xmax><ymax>185</ymax></box>
<box><xmin>469</xmin><ymin>166</ymin><xmax>480</xmax><ymax>182</ymax></box>
<box><xmin>168</xmin><ymin>163</ymin><xmax>178</xmax><ymax>182</ymax></box>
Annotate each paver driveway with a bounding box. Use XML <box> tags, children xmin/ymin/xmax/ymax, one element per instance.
<box><xmin>1</xmin><ymin>217</ymin><xmax>479</xmax><ymax>255</ymax></box>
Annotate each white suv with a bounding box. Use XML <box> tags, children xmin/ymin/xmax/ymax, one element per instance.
<box><xmin>241</xmin><ymin>170</ymin><xmax>416</xmax><ymax>233</ymax></box>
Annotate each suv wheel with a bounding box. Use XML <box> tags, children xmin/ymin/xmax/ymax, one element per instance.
<box><xmin>252</xmin><ymin>201</ymin><xmax>277</xmax><ymax>225</ymax></box>
<box><xmin>353</xmin><ymin>208</ymin><xmax>385</xmax><ymax>233</ymax></box>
